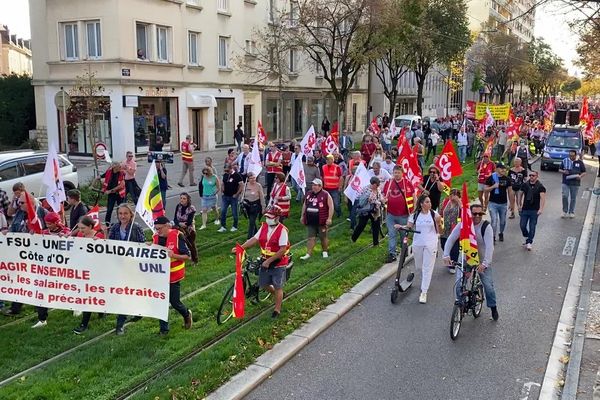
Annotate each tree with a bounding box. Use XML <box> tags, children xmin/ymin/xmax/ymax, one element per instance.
<box><xmin>401</xmin><ymin>0</ymin><xmax>471</xmax><ymax>116</ymax></box>
<box><xmin>296</xmin><ymin>0</ymin><xmax>381</xmax><ymax>128</ymax></box>
<box><xmin>577</xmin><ymin>78</ymin><xmax>600</xmax><ymax>96</ymax></box>
<box><xmin>0</xmin><ymin>74</ymin><xmax>36</xmax><ymax>149</ymax></box>
<box><xmin>524</xmin><ymin>38</ymin><xmax>565</xmax><ymax>102</ymax></box>
<box><xmin>470</xmin><ymin>67</ymin><xmax>485</xmax><ymax>99</ymax></box>
<box><xmin>369</xmin><ymin>0</ymin><xmax>412</xmax><ymax>117</ymax></box>
<box><xmin>234</xmin><ymin>8</ymin><xmax>294</xmax><ymax>139</ymax></box>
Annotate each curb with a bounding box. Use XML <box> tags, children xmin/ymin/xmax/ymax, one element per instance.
<box><xmin>206</xmin><ymin>252</ymin><xmax>413</xmax><ymax>400</ymax></box>
<box><xmin>540</xmin><ymin>176</ymin><xmax>599</xmax><ymax>399</ymax></box>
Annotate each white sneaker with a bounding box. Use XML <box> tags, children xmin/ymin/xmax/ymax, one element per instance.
<box><xmin>230</xmin><ymin>227</ymin><xmax>238</xmax><ymax>232</ymax></box>
<box><xmin>419</xmin><ymin>292</ymin><xmax>427</xmax><ymax>304</ymax></box>
<box><xmin>32</xmin><ymin>320</ymin><xmax>47</xmax><ymax>328</ymax></box>
<box><xmin>569</xmin><ymin>213</ymin><xmax>575</xmax><ymax>219</ymax></box>
<box><xmin>322</xmin><ymin>251</ymin><xmax>329</xmax><ymax>258</ymax></box>
<box><xmin>214</xmin><ymin>220</ymin><xmax>221</xmax><ymax>225</ymax></box>
<box><xmin>300</xmin><ymin>254</ymin><xmax>311</xmax><ymax>260</ymax></box>
<box><xmin>73</xmin><ymin>310</ymin><xmax>82</xmax><ymax>317</ymax></box>
<box><xmin>199</xmin><ymin>225</ymin><xmax>206</xmax><ymax>230</ymax></box>
<box><xmin>217</xmin><ymin>227</ymin><xmax>227</xmax><ymax>233</ymax></box>
<box><xmin>526</xmin><ymin>243</ymin><xmax>532</xmax><ymax>251</ymax></box>
<box><xmin>561</xmin><ymin>212</ymin><xmax>567</xmax><ymax>218</ymax></box>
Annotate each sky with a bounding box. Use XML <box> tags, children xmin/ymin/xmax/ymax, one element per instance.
<box><xmin>0</xmin><ymin>0</ymin><xmax>584</xmax><ymax>76</ymax></box>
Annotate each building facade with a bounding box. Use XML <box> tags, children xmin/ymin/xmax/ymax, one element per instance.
<box><xmin>0</xmin><ymin>25</ymin><xmax>33</xmax><ymax>76</ymax></box>
<box><xmin>30</xmin><ymin>0</ymin><xmax>368</xmax><ymax>160</ymax></box>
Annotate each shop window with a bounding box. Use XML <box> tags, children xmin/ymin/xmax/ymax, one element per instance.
<box><xmin>134</xmin><ymin>97</ymin><xmax>178</xmax><ymax>153</ymax></box>
<box><xmin>215</xmin><ymin>98</ymin><xmax>234</xmax><ymax>145</ymax></box>
<box><xmin>63</xmin><ymin>23</ymin><xmax>79</xmax><ymax>60</ymax></box>
<box><xmin>85</xmin><ymin>20</ymin><xmax>102</xmax><ymax>59</ymax></box>
<box><xmin>65</xmin><ymin>96</ymin><xmax>112</xmax><ymax>156</ymax></box>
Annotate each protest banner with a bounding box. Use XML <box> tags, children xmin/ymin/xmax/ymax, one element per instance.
<box><xmin>474</xmin><ymin>102</ymin><xmax>512</xmax><ymax>120</ymax></box>
<box><xmin>0</xmin><ymin>233</ymin><xmax>170</xmax><ymax>320</ymax></box>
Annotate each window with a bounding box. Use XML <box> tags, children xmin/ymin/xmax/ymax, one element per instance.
<box><xmin>218</xmin><ymin>36</ymin><xmax>229</xmax><ymax>68</ymax></box>
<box><xmin>136</xmin><ymin>23</ymin><xmax>149</xmax><ymax>60</ymax></box>
<box><xmin>315</xmin><ymin>60</ymin><xmax>323</xmax><ymax>77</ymax></box>
<box><xmin>289</xmin><ymin>49</ymin><xmax>297</xmax><ymax>73</ymax></box>
<box><xmin>64</xmin><ymin>23</ymin><xmax>79</xmax><ymax>60</ymax></box>
<box><xmin>268</xmin><ymin>0</ymin><xmax>275</xmax><ymax>23</ymax></box>
<box><xmin>289</xmin><ymin>1</ymin><xmax>299</xmax><ymax>27</ymax></box>
<box><xmin>187</xmin><ymin>0</ymin><xmax>200</xmax><ymax>5</ymax></box>
<box><xmin>156</xmin><ymin>26</ymin><xmax>169</xmax><ymax>62</ymax></box>
<box><xmin>21</xmin><ymin>157</ymin><xmax>47</xmax><ymax>176</ymax></box>
<box><xmin>188</xmin><ymin>32</ymin><xmax>199</xmax><ymax>65</ymax></box>
<box><xmin>217</xmin><ymin>0</ymin><xmax>228</xmax><ymax>11</ymax></box>
<box><xmin>245</xmin><ymin>40</ymin><xmax>256</xmax><ymax>56</ymax></box>
<box><xmin>0</xmin><ymin>162</ymin><xmax>21</xmax><ymax>181</ymax></box>
<box><xmin>85</xmin><ymin>21</ymin><xmax>102</xmax><ymax>59</ymax></box>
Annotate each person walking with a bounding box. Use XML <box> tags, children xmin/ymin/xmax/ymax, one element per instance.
<box><xmin>476</xmin><ymin>155</ymin><xmax>495</xmax><ymax>212</ymax></box>
<box><xmin>173</xmin><ymin>192</ymin><xmax>198</xmax><ymax>264</ymax></box>
<box><xmin>234</xmin><ymin>123</ymin><xmax>244</xmax><ymax>152</ymax></box>
<box><xmin>398</xmin><ymin>195</ymin><xmax>442</xmax><ymax>304</ymax></box>
<box><xmin>425</xmin><ymin>129</ymin><xmax>441</xmax><ymax>163</ymax></box>
<box><xmin>484</xmin><ymin>163</ymin><xmax>510</xmax><ymax>242</ymax></box>
<box><xmin>519</xmin><ymin>170</ymin><xmax>546</xmax><ymax>251</ymax></box>
<box><xmin>300</xmin><ymin>156</ymin><xmax>321</xmax><ymax>202</ymax></box>
<box><xmin>559</xmin><ymin>149</ymin><xmax>586</xmax><ymax>218</ymax></box>
<box><xmin>235</xmin><ymin>206</ymin><xmax>290</xmax><ymax>318</ymax></box>
<box><xmin>156</xmin><ymin>161</ymin><xmax>169</xmax><ymax>206</ymax></box>
<box><xmin>300</xmin><ymin>178</ymin><xmax>334</xmax><ymax>260</ymax></box>
<box><xmin>351</xmin><ymin>176</ymin><xmax>384</xmax><ymax>246</ymax></box>
<box><xmin>198</xmin><ymin>167</ymin><xmax>220</xmax><ymax>230</ymax></box>
<box><xmin>265</xmin><ymin>142</ymin><xmax>283</xmax><ymax>201</ymax></box>
<box><xmin>152</xmin><ymin>216</ymin><xmax>194</xmax><ymax>335</ymax></box>
<box><xmin>236</xmin><ymin>144</ymin><xmax>251</xmax><ymax>180</ymax></box>
<box><xmin>218</xmin><ymin>163</ymin><xmax>243</xmax><ymax>232</ymax></box>
<box><xmin>269</xmin><ymin>172</ymin><xmax>291</xmax><ymax>223</ymax></box>
<box><xmin>419</xmin><ymin>165</ymin><xmax>448</xmax><ymax>211</ymax></box>
<box><xmin>439</xmin><ymin>189</ymin><xmax>461</xmax><ymax>273</ymax></box>
<box><xmin>321</xmin><ymin>117</ymin><xmax>331</xmax><ymax>135</ymax></box>
<box><xmin>108</xmin><ymin>204</ymin><xmax>146</xmax><ymax>335</ymax></box>
<box><xmin>443</xmin><ymin>203</ymin><xmax>499</xmax><ymax>321</ymax></box>
<box><xmin>241</xmin><ymin>172</ymin><xmax>265</xmax><ymax>238</ymax></box>
<box><xmin>101</xmin><ymin>162</ymin><xmax>126</xmax><ymax>225</ymax></box>
<box><xmin>178</xmin><ymin>135</ymin><xmax>197</xmax><ymax>187</ymax></box>
<box><xmin>322</xmin><ymin>154</ymin><xmax>344</xmax><ymax>218</ymax></box>
<box><xmin>457</xmin><ymin>128</ymin><xmax>468</xmax><ymax>163</ymax></box>
<box><xmin>383</xmin><ymin>166</ymin><xmax>415</xmax><ymax>263</ymax></box>
<box><xmin>122</xmin><ymin>151</ymin><xmax>140</xmax><ymax>204</ymax></box>
<box><xmin>507</xmin><ymin>158</ymin><xmax>525</xmax><ymax>219</ymax></box>
<box><xmin>360</xmin><ymin>135</ymin><xmax>376</xmax><ymax>166</ymax></box>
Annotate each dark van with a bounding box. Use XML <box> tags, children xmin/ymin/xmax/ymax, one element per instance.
<box><xmin>541</xmin><ymin>127</ymin><xmax>583</xmax><ymax>170</ymax></box>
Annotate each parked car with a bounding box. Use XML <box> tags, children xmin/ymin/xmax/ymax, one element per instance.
<box><xmin>0</xmin><ymin>150</ymin><xmax>79</xmax><ymax>198</ymax></box>
<box><xmin>393</xmin><ymin>115</ymin><xmax>422</xmax><ymax>138</ymax></box>
<box><xmin>541</xmin><ymin>127</ymin><xmax>583</xmax><ymax>170</ymax></box>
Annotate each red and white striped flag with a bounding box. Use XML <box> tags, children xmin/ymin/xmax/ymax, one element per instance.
<box><xmin>233</xmin><ymin>244</ymin><xmax>246</xmax><ymax>319</ymax></box>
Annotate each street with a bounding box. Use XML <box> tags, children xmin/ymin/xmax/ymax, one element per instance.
<box><xmin>247</xmin><ymin>168</ymin><xmax>598</xmax><ymax>400</ymax></box>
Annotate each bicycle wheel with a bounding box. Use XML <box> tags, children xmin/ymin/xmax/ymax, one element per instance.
<box><xmin>216</xmin><ymin>284</ymin><xmax>235</xmax><ymax>325</ymax></box>
<box><xmin>450</xmin><ymin>303</ymin><xmax>463</xmax><ymax>340</ymax></box>
<box><xmin>473</xmin><ymin>284</ymin><xmax>484</xmax><ymax>318</ymax></box>
<box><xmin>257</xmin><ymin>284</ymin><xmax>271</xmax><ymax>302</ymax></box>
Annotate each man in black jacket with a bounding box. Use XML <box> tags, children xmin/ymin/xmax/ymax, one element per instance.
<box><xmin>67</xmin><ymin>189</ymin><xmax>89</xmax><ymax>229</ymax></box>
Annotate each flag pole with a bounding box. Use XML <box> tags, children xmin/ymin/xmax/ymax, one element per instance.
<box><xmin>126</xmin><ymin>211</ymin><xmax>136</xmax><ymax>242</ymax></box>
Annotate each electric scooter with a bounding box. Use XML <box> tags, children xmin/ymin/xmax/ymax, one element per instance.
<box><xmin>390</xmin><ymin>226</ymin><xmax>420</xmax><ymax>304</ymax></box>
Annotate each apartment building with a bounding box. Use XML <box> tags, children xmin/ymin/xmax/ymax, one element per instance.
<box><xmin>0</xmin><ymin>25</ymin><xmax>33</xmax><ymax>76</ymax></box>
<box><xmin>30</xmin><ymin>0</ymin><xmax>368</xmax><ymax>160</ymax></box>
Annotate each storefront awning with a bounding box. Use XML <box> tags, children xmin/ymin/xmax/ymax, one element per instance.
<box><xmin>186</xmin><ymin>93</ymin><xmax>217</xmax><ymax>108</ymax></box>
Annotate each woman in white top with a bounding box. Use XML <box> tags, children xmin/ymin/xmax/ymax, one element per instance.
<box><xmin>397</xmin><ymin>195</ymin><xmax>442</xmax><ymax>304</ymax></box>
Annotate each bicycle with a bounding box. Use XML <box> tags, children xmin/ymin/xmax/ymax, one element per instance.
<box><xmin>449</xmin><ymin>261</ymin><xmax>485</xmax><ymax>340</ymax></box>
<box><xmin>390</xmin><ymin>226</ymin><xmax>420</xmax><ymax>304</ymax></box>
<box><xmin>216</xmin><ymin>256</ymin><xmax>293</xmax><ymax>324</ymax></box>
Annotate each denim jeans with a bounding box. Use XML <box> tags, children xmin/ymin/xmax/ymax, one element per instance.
<box><xmin>161</xmin><ymin>190</ymin><xmax>167</xmax><ymax>207</ymax></box>
<box><xmin>326</xmin><ymin>189</ymin><xmax>341</xmax><ymax>217</ymax></box>
<box><xmin>488</xmin><ymin>202</ymin><xmax>507</xmax><ymax>236</ymax></box>
<box><xmin>125</xmin><ymin>179</ymin><xmax>139</xmax><ymax>203</ymax></box>
<box><xmin>455</xmin><ymin>266</ymin><xmax>497</xmax><ymax>308</ymax></box>
<box><xmin>347</xmin><ymin>199</ymin><xmax>357</xmax><ymax>229</ymax></box>
<box><xmin>519</xmin><ymin>209</ymin><xmax>539</xmax><ymax>244</ymax></box>
<box><xmin>458</xmin><ymin>145</ymin><xmax>467</xmax><ymax>163</ymax></box>
<box><xmin>159</xmin><ymin>282</ymin><xmax>190</xmax><ymax>333</ymax></box>
<box><xmin>562</xmin><ymin>184</ymin><xmax>579</xmax><ymax>214</ymax></box>
<box><xmin>292</xmin><ymin>179</ymin><xmax>303</xmax><ymax>202</ymax></box>
<box><xmin>386</xmin><ymin>213</ymin><xmax>408</xmax><ymax>255</ymax></box>
<box><xmin>220</xmin><ymin>195</ymin><xmax>239</xmax><ymax>228</ymax></box>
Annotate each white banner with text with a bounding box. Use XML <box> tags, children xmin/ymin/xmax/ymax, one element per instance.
<box><xmin>0</xmin><ymin>233</ymin><xmax>171</xmax><ymax>320</ymax></box>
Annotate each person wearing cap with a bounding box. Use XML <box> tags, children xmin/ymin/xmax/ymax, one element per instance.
<box><xmin>476</xmin><ymin>154</ymin><xmax>496</xmax><ymax>212</ymax></box>
<box><xmin>101</xmin><ymin>162</ymin><xmax>126</xmax><ymax>225</ymax></box>
<box><xmin>152</xmin><ymin>216</ymin><xmax>193</xmax><ymax>334</ymax></box>
<box><xmin>300</xmin><ymin>178</ymin><xmax>334</xmax><ymax>260</ymax></box>
<box><xmin>351</xmin><ymin>176</ymin><xmax>384</xmax><ymax>246</ymax></box>
<box><xmin>269</xmin><ymin>172</ymin><xmax>291</xmax><ymax>222</ymax></box>
<box><xmin>218</xmin><ymin>163</ymin><xmax>244</xmax><ymax>233</ymax></box>
<box><xmin>484</xmin><ymin>162</ymin><xmax>510</xmax><ymax>242</ymax></box>
<box><xmin>265</xmin><ymin>142</ymin><xmax>283</xmax><ymax>201</ymax></box>
<box><xmin>322</xmin><ymin>154</ymin><xmax>343</xmax><ymax>218</ymax></box>
<box><xmin>235</xmin><ymin>205</ymin><xmax>290</xmax><ymax>318</ymax></box>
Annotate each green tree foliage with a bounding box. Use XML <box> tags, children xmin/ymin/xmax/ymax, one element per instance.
<box><xmin>0</xmin><ymin>74</ymin><xmax>36</xmax><ymax>147</ymax></box>
<box><xmin>561</xmin><ymin>78</ymin><xmax>582</xmax><ymax>100</ymax></box>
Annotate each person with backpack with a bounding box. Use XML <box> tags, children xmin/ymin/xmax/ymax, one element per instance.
<box><xmin>382</xmin><ymin>166</ymin><xmax>415</xmax><ymax>263</ymax></box>
<box><xmin>397</xmin><ymin>194</ymin><xmax>442</xmax><ymax>304</ymax></box>
<box><xmin>351</xmin><ymin>176</ymin><xmax>384</xmax><ymax>246</ymax></box>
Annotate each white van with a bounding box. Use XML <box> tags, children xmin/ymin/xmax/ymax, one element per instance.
<box><xmin>0</xmin><ymin>150</ymin><xmax>79</xmax><ymax>197</ymax></box>
<box><xmin>393</xmin><ymin>115</ymin><xmax>422</xmax><ymax>138</ymax></box>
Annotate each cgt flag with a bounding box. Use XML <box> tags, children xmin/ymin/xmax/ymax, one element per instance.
<box><xmin>459</xmin><ymin>182</ymin><xmax>479</xmax><ymax>267</ymax></box>
<box><xmin>343</xmin><ymin>162</ymin><xmax>371</xmax><ymax>203</ymax></box>
<box><xmin>321</xmin><ymin>135</ymin><xmax>339</xmax><ymax>155</ymax></box>
<box><xmin>135</xmin><ymin>160</ymin><xmax>165</xmax><ymax>231</ymax></box>
<box><xmin>435</xmin><ymin>140</ymin><xmax>463</xmax><ymax>183</ymax></box>
<box><xmin>397</xmin><ymin>136</ymin><xmax>422</xmax><ymax>188</ymax></box>
<box><xmin>290</xmin><ymin>153</ymin><xmax>306</xmax><ymax>194</ymax></box>
<box><xmin>86</xmin><ymin>205</ymin><xmax>102</xmax><ymax>231</ymax></box>
<box><xmin>370</xmin><ymin>117</ymin><xmax>380</xmax><ymax>135</ymax></box>
<box><xmin>257</xmin><ymin>120</ymin><xmax>268</xmax><ymax>147</ymax></box>
<box><xmin>233</xmin><ymin>244</ymin><xmax>246</xmax><ymax>319</ymax></box>
<box><xmin>330</xmin><ymin>121</ymin><xmax>340</xmax><ymax>144</ymax></box>
<box><xmin>300</xmin><ymin>125</ymin><xmax>317</xmax><ymax>157</ymax></box>
<box><xmin>42</xmin><ymin>145</ymin><xmax>66</xmax><ymax>213</ymax></box>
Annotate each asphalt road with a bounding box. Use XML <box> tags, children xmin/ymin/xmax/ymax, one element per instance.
<box><xmin>247</xmin><ymin>165</ymin><xmax>598</xmax><ymax>400</ymax></box>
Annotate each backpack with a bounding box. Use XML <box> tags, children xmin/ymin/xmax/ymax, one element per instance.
<box><xmin>480</xmin><ymin>220</ymin><xmax>489</xmax><ymax>237</ymax></box>
<box><xmin>414</xmin><ymin>210</ymin><xmax>438</xmax><ymax>234</ymax></box>
<box><xmin>197</xmin><ymin>176</ymin><xmax>204</xmax><ymax>197</ymax></box>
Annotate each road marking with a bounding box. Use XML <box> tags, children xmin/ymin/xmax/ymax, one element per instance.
<box><xmin>582</xmin><ymin>190</ymin><xmax>590</xmax><ymax>199</ymax></box>
<box><xmin>519</xmin><ymin>380</ymin><xmax>541</xmax><ymax>400</ymax></box>
<box><xmin>562</xmin><ymin>237</ymin><xmax>577</xmax><ymax>256</ymax></box>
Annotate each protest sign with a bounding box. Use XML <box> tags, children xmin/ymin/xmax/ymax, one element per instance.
<box><xmin>0</xmin><ymin>233</ymin><xmax>171</xmax><ymax>320</ymax></box>
<box><xmin>474</xmin><ymin>102</ymin><xmax>512</xmax><ymax>120</ymax></box>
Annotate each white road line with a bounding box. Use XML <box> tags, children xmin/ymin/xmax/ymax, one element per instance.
<box><xmin>519</xmin><ymin>380</ymin><xmax>541</xmax><ymax>400</ymax></box>
<box><xmin>562</xmin><ymin>236</ymin><xmax>577</xmax><ymax>256</ymax></box>
<box><xmin>582</xmin><ymin>190</ymin><xmax>590</xmax><ymax>200</ymax></box>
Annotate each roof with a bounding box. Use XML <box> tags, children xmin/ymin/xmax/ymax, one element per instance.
<box><xmin>0</xmin><ymin>150</ymin><xmax>49</xmax><ymax>164</ymax></box>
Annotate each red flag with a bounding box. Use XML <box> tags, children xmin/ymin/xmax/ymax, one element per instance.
<box><xmin>396</xmin><ymin>126</ymin><xmax>408</xmax><ymax>150</ymax></box>
<box><xmin>24</xmin><ymin>192</ymin><xmax>43</xmax><ymax>234</ymax></box>
<box><xmin>233</xmin><ymin>244</ymin><xmax>246</xmax><ymax>319</ymax></box>
<box><xmin>483</xmin><ymin>137</ymin><xmax>494</xmax><ymax>158</ymax></box>
<box><xmin>370</xmin><ymin>117</ymin><xmax>380</xmax><ymax>135</ymax></box>
<box><xmin>330</xmin><ymin>121</ymin><xmax>340</xmax><ymax>144</ymax></box>
<box><xmin>580</xmin><ymin>97</ymin><xmax>590</xmax><ymax>122</ymax></box>
<box><xmin>321</xmin><ymin>135</ymin><xmax>339</xmax><ymax>155</ymax></box>
<box><xmin>86</xmin><ymin>205</ymin><xmax>101</xmax><ymax>231</ymax></box>
<box><xmin>435</xmin><ymin>140</ymin><xmax>463</xmax><ymax>183</ymax></box>
<box><xmin>257</xmin><ymin>120</ymin><xmax>267</xmax><ymax>147</ymax></box>
<box><xmin>459</xmin><ymin>183</ymin><xmax>480</xmax><ymax>267</ymax></box>
<box><xmin>398</xmin><ymin>139</ymin><xmax>422</xmax><ymax>188</ymax></box>
<box><xmin>581</xmin><ymin>97</ymin><xmax>595</xmax><ymax>140</ymax></box>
